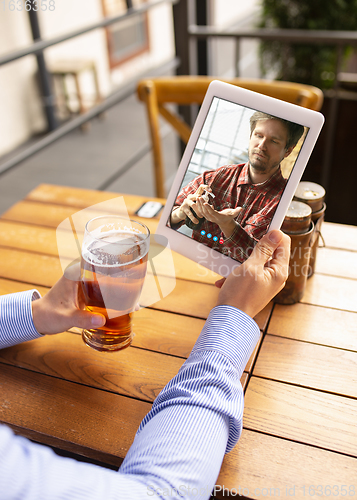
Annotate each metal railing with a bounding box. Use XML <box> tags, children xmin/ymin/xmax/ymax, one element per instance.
<box><xmin>0</xmin><ymin>0</ymin><xmax>178</xmax><ymax>67</ymax></box>
<box><xmin>187</xmin><ymin>25</ymin><xmax>357</xmax><ymax>77</ymax></box>
<box><xmin>0</xmin><ymin>0</ymin><xmax>178</xmax><ymax>179</ymax></box>
<box><xmin>2</xmin><ymin>0</ymin><xmax>357</xmax><ymax>193</ymax></box>
<box><xmin>187</xmin><ymin>23</ymin><xmax>357</xmax><ymax>190</ymax></box>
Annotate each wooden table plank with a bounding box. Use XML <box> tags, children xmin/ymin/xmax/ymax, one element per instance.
<box><xmin>0</xmin><ymin>277</ymin><xmax>49</xmax><ymax>297</ymax></box>
<box><xmin>2</xmin><ymin>199</ymin><xmax>160</xmax><ymax>234</ymax></box>
<box><xmin>0</xmin><ymin>362</ymin><xmax>150</xmax><ymax>467</ymax></box>
<box><xmin>2</xmin><ymin>200</ymin><xmax>86</xmax><ymax>228</ymax></box>
<box><xmin>0</xmin><ymin>246</ymin><xmax>215</xmax><ymax>318</ymax></box>
<box><xmin>0</xmin><ymin>332</ymin><xmax>186</xmax><ymax>403</ymax></box>
<box><xmin>0</xmin><ymin>331</ymin><xmax>249</xmax><ymax>403</ymax></box>
<box><xmin>134</xmin><ymin>308</ymin><xmax>259</xmax><ymax>375</ymax></box>
<box><xmin>244</xmin><ymin>377</ymin><xmax>357</xmax><ymax>457</ymax></box>
<box><xmin>0</xmin><ymin>248</ymin><xmax>63</xmax><ymax>287</ymax></box>
<box><xmin>240</xmin><ymin>372</ymin><xmax>249</xmax><ymax>391</ymax></box>
<box><xmin>0</xmin><ymin>276</ymin><xmax>254</xmax><ymax>379</ymax></box>
<box><xmin>0</xmin><ymin>220</ymin><xmax>61</xmax><ymax>256</ymax></box>
<box><xmin>132</xmin><ymin>307</ymin><xmax>206</xmax><ymax>357</ymax></box>
<box><xmin>216</xmin><ymin>429</ymin><xmax>357</xmax><ymax>499</ymax></box>
<box><xmin>142</xmin><ymin>274</ymin><xmax>272</xmax><ymax>330</ymax></box>
<box><xmin>6</xmin><ymin>203</ymin><xmax>357</xmax><ymax>285</ymax></box>
<box><xmin>322</xmin><ymin>221</ymin><xmax>357</xmax><ymax>252</ymax></box>
<box><xmin>314</xmin><ymin>246</ymin><xmax>357</xmax><ymax>279</ymax></box>
<box><xmin>26</xmin><ymin>183</ymin><xmax>166</xmax><ymax>213</ymax></box>
<box><xmin>269</xmin><ymin>303</ymin><xmax>357</xmax><ymax>351</ymax></box>
<box><xmin>301</xmin><ymin>273</ymin><xmax>357</xmax><ymax>312</ymax></box>
<box><xmin>254</xmin><ymin>334</ymin><xmax>357</xmax><ymax>398</ymax></box>
<box><xmin>0</xmin><ymin>247</ymin><xmax>219</xmax><ymax>320</ymax></box>
<box><xmin>24</xmin><ymin>186</ymin><xmax>357</xmax><ymax>255</ymax></box>
<box><xmin>14</xmin><ymin>187</ymin><xmax>357</xmax><ymax>256</ymax></box>
<box><xmin>0</xmin><ymin>276</ymin><xmax>267</xmax><ymax>377</ymax></box>
<box><xmin>0</xmin><ymin>217</ymin><xmax>221</xmax><ymax>285</ymax></box>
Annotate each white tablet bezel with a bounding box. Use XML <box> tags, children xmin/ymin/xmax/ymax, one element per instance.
<box><xmin>156</xmin><ymin>80</ymin><xmax>325</xmax><ymax>277</ymax></box>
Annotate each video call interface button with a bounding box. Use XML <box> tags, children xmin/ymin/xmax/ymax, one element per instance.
<box><xmin>200</xmin><ymin>230</ymin><xmax>222</xmax><ymax>243</ymax></box>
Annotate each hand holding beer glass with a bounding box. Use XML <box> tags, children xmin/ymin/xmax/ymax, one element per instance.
<box><xmin>79</xmin><ymin>216</ymin><xmax>150</xmax><ymax>352</ymax></box>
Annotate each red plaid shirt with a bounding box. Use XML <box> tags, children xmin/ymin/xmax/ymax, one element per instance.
<box><xmin>172</xmin><ymin>163</ymin><xmax>287</xmax><ymax>263</ymax></box>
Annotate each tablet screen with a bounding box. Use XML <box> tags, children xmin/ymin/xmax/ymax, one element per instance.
<box><xmin>166</xmin><ymin>96</ymin><xmax>308</xmax><ymax>263</ymax></box>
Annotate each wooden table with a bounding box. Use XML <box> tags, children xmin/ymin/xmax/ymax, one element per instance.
<box><xmin>0</xmin><ymin>184</ymin><xmax>356</xmax><ymax>498</ymax></box>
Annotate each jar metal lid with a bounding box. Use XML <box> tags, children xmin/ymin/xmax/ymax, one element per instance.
<box><xmin>281</xmin><ymin>200</ymin><xmax>312</xmax><ymax>234</ymax></box>
<box><xmin>294</xmin><ymin>181</ymin><xmax>326</xmax><ymax>212</ymax></box>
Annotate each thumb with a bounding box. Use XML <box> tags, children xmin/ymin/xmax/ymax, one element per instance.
<box><xmin>196</xmin><ymin>184</ymin><xmax>209</xmax><ymax>195</ymax></box>
<box><xmin>249</xmin><ymin>230</ymin><xmax>284</xmax><ymax>265</ymax></box>
<box><xmin>72</xmin><ymin>310</ymin><xmax>106</xmax><ymax>330</ymax></box>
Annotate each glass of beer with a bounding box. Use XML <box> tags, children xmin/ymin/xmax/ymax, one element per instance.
<box><xmin>79</xmin><ymin>215</ymin><xmax>150</xmax><ymax>352</ymax></box>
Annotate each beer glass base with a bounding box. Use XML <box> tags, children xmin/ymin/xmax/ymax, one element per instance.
<box><xmin>82</xmin><ymin>329</ymin><xmax>133</xmax><ymax>352</ymax></box>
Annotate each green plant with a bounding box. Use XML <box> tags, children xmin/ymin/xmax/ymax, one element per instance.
<box><xmin>259</xmin><ymin>0</ymin><xmax>357</xmax><ymax>89</ymax></box>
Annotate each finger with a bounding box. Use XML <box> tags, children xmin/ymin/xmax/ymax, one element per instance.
<box><xmin>184</xmin><ymin>206</ymin><xmax>199</xmax><ymax>224</ymax></box>
<box><xmin>249</xmin><ymin>230</ymin><xmax>284</xmax><ymax>266</ymax></box>
<box><xmin>214</xmin><ymin>277</ymin><xmax>226</xmax><ymax>288</ymax></box>
<box><xmin>200</xmin><ymin>201</ymin><xmax>216</xmax><ymax>218</ymax></box>
<box><xmin>194</xmin><ymin>199</ymin><xmax>204</xmax><ymax>217</ymax></box>
<box><xmin>182</xmin><ymin>199</ymin><xmax>197</xmax><ymax>221</ymax></box>
<box><xmin>72</xmin><ymin>310</ymin><xmax>106</xmax><ymax>329</ymax></box>
<box><xmin>195</xmin><ymin>184</ymin><xmax>209</xmax><ymax>196</ymax></box>
<box><xmin>218</xmin><ymin>207</ymin><xmax>241</xmax><ymax>217</ymax></box>
<box><xmin>268</xmin><ymin>233</ymin><xmax>291</xmax><ymax>278</ymax></box>
<box><xmin>63</xmin><ymin>260</ymin><xmax>81</xmax><ymax>281</ymax></box>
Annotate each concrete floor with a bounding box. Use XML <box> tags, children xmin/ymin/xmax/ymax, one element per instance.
<box><xmin>0</xmin><ymin>93</ymin><xmax>180</xmax><ymax>215</ymax></box>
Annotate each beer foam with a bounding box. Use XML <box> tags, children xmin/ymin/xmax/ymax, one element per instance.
<box><xmin>83</xmin><ymin>230</ymin><xmax>148</xmax><ymax>267</ymax></box>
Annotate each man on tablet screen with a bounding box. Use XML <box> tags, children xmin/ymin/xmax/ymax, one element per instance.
<box><xmin>170</xmin><ymin>112</ymin><xmax>305</xmax><ymax>263</ymax></box>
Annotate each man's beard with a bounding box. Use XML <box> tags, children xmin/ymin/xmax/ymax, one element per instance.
<box><xmin>249</xmin><ymin>150</ymin><xmax>270</xmax><ymax>172</ymax></box>
<box><xmin>249</xmin><ymin>149</ymin><xmax>280</xmax><ymax>174</ymax></box>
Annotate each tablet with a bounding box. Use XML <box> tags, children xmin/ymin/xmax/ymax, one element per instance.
<box><xmin>156</xmin><ymin>80</ymin><xmax>324</xmax><ymax>277</ymax></box>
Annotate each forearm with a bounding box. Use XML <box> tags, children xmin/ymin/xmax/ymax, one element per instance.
<box><xmin>222</xmin><ymin>223</ymin><xmax>258</xmax><ymax>262</ymax></box>
<box><xmin>0</xmin><ymin>290</ymin><xmax>42</xmax><ymax>349</ymax></box>
<box><xmin>0</xmin><ymin>412</ymin><xmax>226</xmax><ymax>500</ymax></box>
<box><xmin>120</xmin><ymin>306</ymin><xmax>260</xmax><ymax>490</ymax></box>
<box><xmin>0</xmin><ymin>306</ymin><xmax>259</xmax><ymax>500</ymax></box>
<box><xmin>142</xmin><ymin>306</ymin><xmax>259</xmax><ymax>453</ymax></box>
<box><xmin>219</xmin><ymin>219</ymin><xmax>237</xmax><ymax>239</ymax></box>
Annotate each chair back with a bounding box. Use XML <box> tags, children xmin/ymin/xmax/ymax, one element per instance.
<box><xmin>137</xmin><ymin>76</ymin><xmax>324</xmax><ymax>197</ymax></box>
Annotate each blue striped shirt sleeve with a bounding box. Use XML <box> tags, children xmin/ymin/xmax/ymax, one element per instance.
<box><xmin>0</xmin><ymin>298</ymin><xmax>260</xmax><ymax>499</ymax></box>
<box><xmin>128</xmin><ymin>305</ymin><xmax>259</xmax><ymax>452</ymax></box>
<box><xmin>0</xmin><ymin>289</ymin><xmax>42</xmax><ymax>348</ymax></box>
<box><xmin>117</xmin><ymin>305</ymin><xmax>260</xmax><ymax>495</ymax></box>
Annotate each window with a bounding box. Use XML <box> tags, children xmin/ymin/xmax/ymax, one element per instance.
<box><xmin>102</xmin><ymin>0</ymin><xmax>149</xmax><ymax>68</ymax></box>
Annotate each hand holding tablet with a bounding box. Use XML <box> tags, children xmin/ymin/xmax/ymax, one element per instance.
<box><xmin>156</xmin><ymin>80</ymin><xmax>324</xmax><ymax>276</ymax></box>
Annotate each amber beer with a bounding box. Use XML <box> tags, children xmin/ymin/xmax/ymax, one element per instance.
<box><xmin>80</xmin><ymin>216</ymin><xmax>150</xmax><ymax>352</ymax></box>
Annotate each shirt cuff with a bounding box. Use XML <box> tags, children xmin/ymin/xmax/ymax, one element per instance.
<box><xmin>191</xmin><ymin>305</ymin><xmax>260</xmax><ymax>377</ymax></box>
<box><xmin>0</xmin><ymin>289</ymin><xmax>43</xmax><ymax>349</ymax></box>
<box><xmin>224</xmin><ymin>224</ymin><xmax>256</xmax><ymax>262</ymax></box>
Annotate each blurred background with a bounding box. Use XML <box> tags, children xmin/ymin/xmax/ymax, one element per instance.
<box><xmin>1</xmin><ymin>0</ymin><xmax>356</xmax><ymax>225</ymax></box>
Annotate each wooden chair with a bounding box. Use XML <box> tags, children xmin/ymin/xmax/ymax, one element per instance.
<box><xmin>136</xmin><ymin>76</ymin><xmax>324</xmax><ymax>198</ymax></box>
